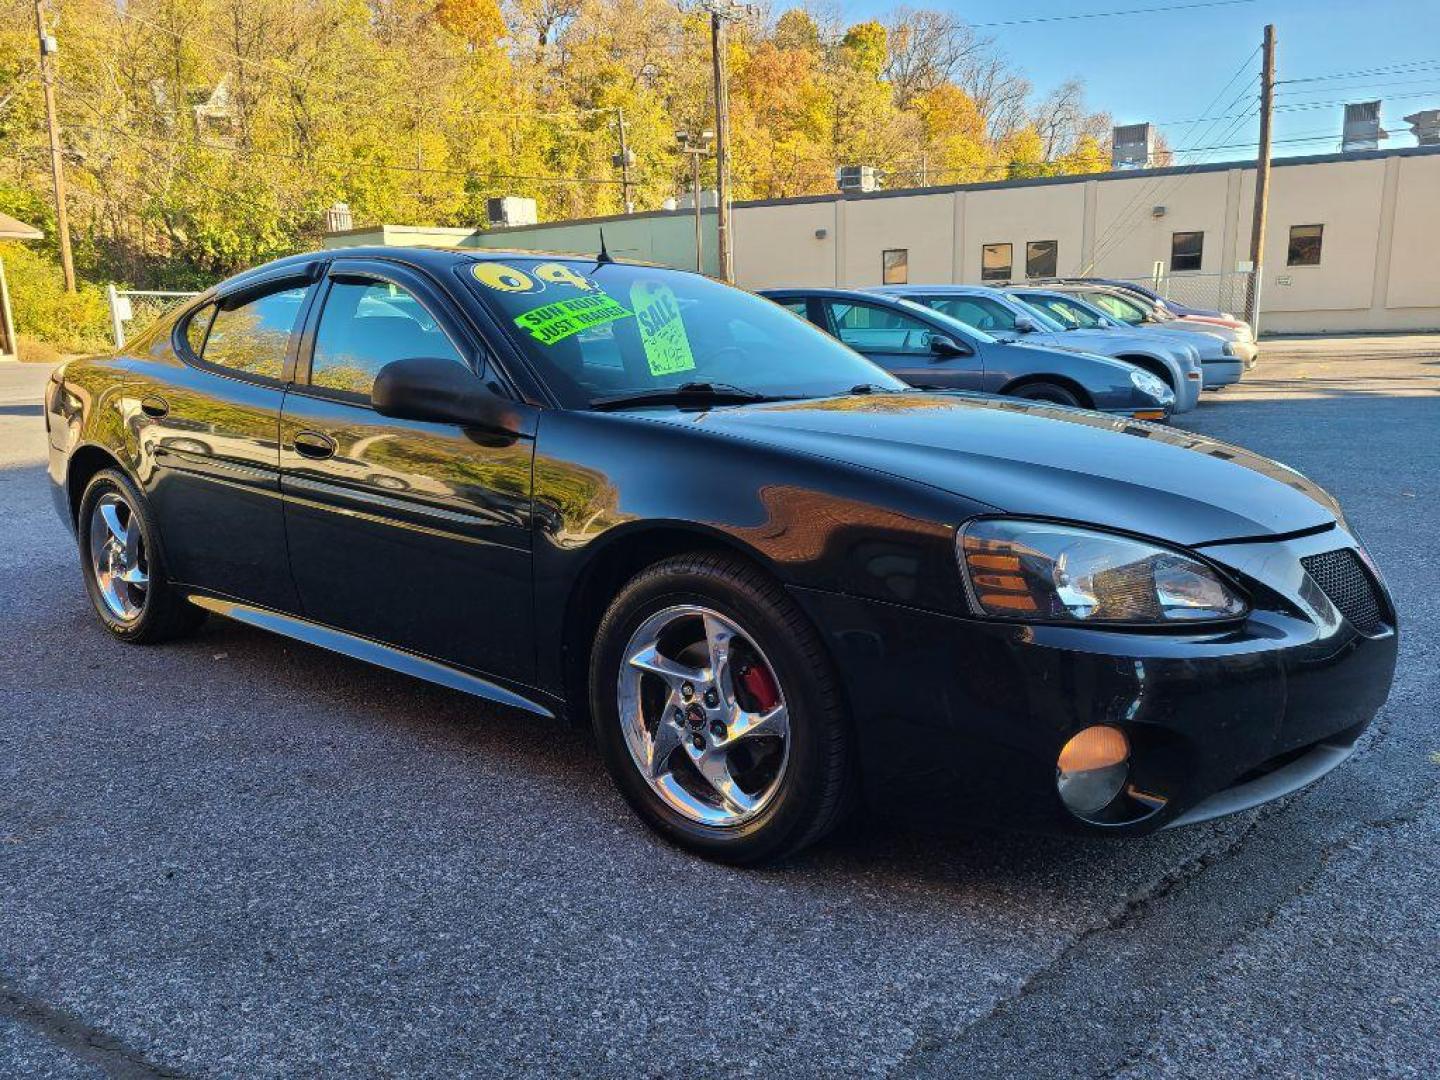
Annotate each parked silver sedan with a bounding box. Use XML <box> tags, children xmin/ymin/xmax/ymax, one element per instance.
<box><xmin>1050</xmin><ymin>283</ymin><xmax>1259</xmax><ymax>372</ymax></box>
<box><xmin>1009</xmin><ymin>286</ymin><xmax>1246</xmax><ymax>390</ymax></box>
<box><xmin>869</xmin><ymin>284</ymin><xmax>1204</xmax><ymax>412</ymax></box>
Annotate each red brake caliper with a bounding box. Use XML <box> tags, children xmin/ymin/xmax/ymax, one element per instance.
<box><xmin>737</xmin><ymin>661</ymin><xmax>781</xmax><ymax>712</ymax></box>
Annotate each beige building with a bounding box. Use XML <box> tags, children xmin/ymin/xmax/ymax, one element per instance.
<box><xmin>327</xmin><ymin>145</ymin><xmax>1440</xmax><ymax>335</ymax></box>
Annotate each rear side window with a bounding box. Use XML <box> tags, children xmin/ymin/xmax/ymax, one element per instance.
<box><xmin>203</xmin><ymin>286</ymin><xmax>310</xmax><ymax>380</ymax></box>
<box><xmin>309</xmin><ymin>280</ymin><xmax>466</xmax><ymax>398</ymax></box>
<box><xmin>183</xmin><ymin>304</ymin><xmax>215</xmax><ymax>357</ymax></box>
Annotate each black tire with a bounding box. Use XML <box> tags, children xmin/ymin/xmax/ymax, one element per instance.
<box><xmin>1012</xmin><ymin>381</ymin><xmax>1083</xmax><ymax>407</ymax></box>
<box><xmin>77</xmin><ymin>468</ymin><xmax>205</xmax><ymax>643</ymax></box>
<box><xmin>589</xmin><ymin>552</ymin><xmax>856</xmax><ymax>864</ymax></box>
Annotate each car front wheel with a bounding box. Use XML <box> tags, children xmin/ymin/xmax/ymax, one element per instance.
<box><xmin>590</xmin><ymin>552</ymin><xmax>856</xmax><ymax>864</ymax></box>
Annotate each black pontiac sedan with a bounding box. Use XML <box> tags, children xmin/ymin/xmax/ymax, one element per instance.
<box><xmin>45</xmin><ymin>248</ymin><xmax>1396</xmax><ymax>863</ymax></box>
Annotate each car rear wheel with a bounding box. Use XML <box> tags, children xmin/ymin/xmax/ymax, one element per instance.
<box><xmin>590</xmin><ymin>552</ymin><xmax>856</xmax><ymax>864</ymax></box>
<box><xmin>78</xmin><ymin>469</ymin><xmax>204</xmax><ymax>643</ymax></box>
<box><xmin>1012</xmin><ymin>381</ymin><xmax>1083</xmax><ymax>407</ymax></box>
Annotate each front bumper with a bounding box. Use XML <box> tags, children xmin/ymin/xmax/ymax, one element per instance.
<box><xmin>1201</xmin><ymin>359</ymin><xmax>1245</xmax><ymax>388</ymax></box>
<box><xmin>789</xmin><ymin>526</ymin><xmax>1396</xmax><ymax>835</ymax></box>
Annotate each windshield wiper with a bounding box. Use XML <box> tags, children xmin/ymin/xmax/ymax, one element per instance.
<box><xmin>849</xmin><ymin>383</ymin><xmax>921</xmax><ymax>395</ymax></box>
<box><xmin>590</xmin><ymin>381</ymin><xmax>783</xmax><ymax>411</ymax></box>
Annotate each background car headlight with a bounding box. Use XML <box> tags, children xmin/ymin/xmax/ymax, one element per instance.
<box><xmin>958</xmin><ymin>519</ymin><xmax>1248</xmax><ymax>623</ymax></box>
<box><xmin>1128</xmin><ymin>369</ymin><xmax>1170</xmax><ymax>400</ymax></box>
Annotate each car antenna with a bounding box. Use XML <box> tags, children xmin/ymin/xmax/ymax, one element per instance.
<box><xmin>595</xmin><ymin>228</ymin><xmax>614</xmax><ymax>266</ymax></box>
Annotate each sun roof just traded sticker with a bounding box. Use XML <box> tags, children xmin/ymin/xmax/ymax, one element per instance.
<box><xmin>631</xmin><ymin>281</ymin><xmax>696</xmax><ymax>376</ymax></box>
<box><xmin>512</xmin><ymin>294</ymin><xmax>632</xmax><ymax>346</ymax></box>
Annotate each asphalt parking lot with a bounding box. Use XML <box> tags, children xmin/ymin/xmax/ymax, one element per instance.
<box><xmin>2</xmin><ymin>335</ymin><xmax>1438</xmax><ymax>1079</ymax></box>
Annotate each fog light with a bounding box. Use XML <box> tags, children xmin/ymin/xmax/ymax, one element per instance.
<box><xmin>1057</xmin><ymin>725</ymin><xmax>1130</xmax><ymax>816</ymax></box>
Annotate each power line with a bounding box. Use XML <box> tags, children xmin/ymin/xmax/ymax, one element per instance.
<box><xmin>1279</xmin><ymin>58</ymin><xmax>1440</xmax><ymax>84</ymax></box>
<box><xmin>967</xmin><ymin>0</ymin><xmax>1256</xmax><ymax>30</ymax></box>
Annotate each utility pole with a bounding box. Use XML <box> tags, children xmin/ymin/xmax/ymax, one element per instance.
<box><xmin>1245</xmin><ymin>23</ymin><xmax>1276</xmax><ymax>332</ymax></box>
<box><xmin>613</xmin><ymin>108</ymin><xmax>635</xmax><ymax>215</ymax></box>
<box><xmin>34</xmin><ymin>0</ymin><xmax>75</xmax><ymax>292</ymax></box>
<box><xmin>676</xmin><ymin>129</ymin><xmax>713</xmax><ymax>274</ymax></box>
<box><xmin>702</xmin><ymin>1</ymin><xmax>755</xmax><ymax>283</ymax></box>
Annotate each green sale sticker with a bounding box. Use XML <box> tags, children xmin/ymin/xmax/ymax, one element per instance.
<box><xmin>631</xmin><ymin>282</ymin><xmax>696</xmax><ymax>376</ymax></box>
<box><xmin>513</xmin><ymin>294</ymin><xmax>632</xmax><ymax>345</ymax></box>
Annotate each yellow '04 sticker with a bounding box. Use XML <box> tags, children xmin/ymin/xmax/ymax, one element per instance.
<box><xmin>472</xmin><ymin>261</ymin><xmax>599</xmax><ymax>294</ymax></box>
<box><xmin>631</xmin><ymin>282</ymin><xmax>696</xmax><ymax>377</ymax></box>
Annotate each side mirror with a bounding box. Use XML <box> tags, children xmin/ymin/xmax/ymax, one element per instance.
<box><xmin>1013</xmin><ymin>315</ymin><xmax>1038</xmax><ymax>333</ymax></box>
<box><xmin>930</xmin><ymin>334</ymin><xmax>972</xmax><ymax>359</ymax></box>
<box><xmin>372</xmin><ymin>356</ymin><xmax>515</xmax><ymax>430</ymax></box>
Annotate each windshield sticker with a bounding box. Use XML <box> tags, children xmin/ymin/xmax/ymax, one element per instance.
<box><xmin>473</xmin><ymin>261</ymin><xmax>601</xmax><ymax>295</ymax></box>
<box><xmin>472</xmin><ymin>262</ymin><xmax>543</xmax><ymax>293</ymax></box>
<box><xmin>513</xmin><ymin>294</ymin><xmax>632</xmax><ymax>346</ymax></box>
<box><xmin>631</xmin><ymin>282</ymin><xmax>696</xmax><ymax>377</ymax></box>
<box><xmin>534</xmin><ymin>262</ymin><xmax>598</xmax><ymax>292</ymax></box>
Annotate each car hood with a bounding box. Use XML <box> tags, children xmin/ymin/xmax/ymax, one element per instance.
<box><xmin>651</xmin><ymin>393</ymin><xmax>1339</xmax><ymax>546</ymax></box>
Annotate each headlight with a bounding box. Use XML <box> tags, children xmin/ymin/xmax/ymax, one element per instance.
<box><xmin>958</xmin><ymin>519</ymin><xmax>1248</xmax><ymax>624</ymax></box>
<box><xmin>1222</xmin><ymin>341</ymin><xmax>1238</xmax><ymax>357</ymax></box>
<box><xmin>1128</xmin><ymin>369</ymin><xmax>1169</xmax><ymax>400</ymax></box>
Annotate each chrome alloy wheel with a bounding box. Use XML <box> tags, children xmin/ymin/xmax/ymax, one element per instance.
<box><xmin>88</xmin><ymin>492</ymin><xmax>149</xmax><ymax>622</ymax></box>
<box><xmin>618</xmin><ymin>605</ymin><xmax>790</xmax><ymax>827</ymax></box>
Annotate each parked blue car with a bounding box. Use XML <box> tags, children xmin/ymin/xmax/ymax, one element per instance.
<box><xmin>869</xmin><ymin>284</ymin><xmax>1203</xmax><ymax>413</ymax></box>
<box><xmin>761</xmin><ymin>287</ymin><xmax>1174</xmax><ymax>420</ymax></box>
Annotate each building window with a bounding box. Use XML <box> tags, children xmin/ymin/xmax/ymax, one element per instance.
<box><xmin>881</xmin><ymin>248</ymin><xmax>909</xmax><ymax>285</ymax></box>
<box><xmin>1287</xmin><ymin>224</ymin><xmax>1323</xmax><ymax>266</ymax></box>
<box><xmin>1025</xmin><ymin>240</ymin><xmax>1058</xmax><ymax>278</ymax></box>
<box><xmin>1171</xmin><ymin>231</ymin><xmax>1204</xmax><ymax>272</ymax></box>
<box><xmin>981</xmin><ymin>243</ymin><xmax>1012</xmax><ymax>281</ymax></box>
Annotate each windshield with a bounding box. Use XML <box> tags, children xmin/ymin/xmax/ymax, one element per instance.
<box><xmin>463</xmin><ymin>258</ymin><xmax>905</xmax><ymax>408</ymax></box>
<box><xmin>917</xmin><ymin>294</ymin><xmax>1024</xmax><ymax>336</ymax></box>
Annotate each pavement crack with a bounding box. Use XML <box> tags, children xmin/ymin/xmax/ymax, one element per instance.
<box><xmin>0</xmin><ymin>982</ymin><xmax>190</xmax><ymax>1079</ymax></box>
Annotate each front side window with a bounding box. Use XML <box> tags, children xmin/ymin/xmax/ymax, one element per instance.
<box><xmin>824</xmin><ymin>300</ymin><xmax>938</xmax><ymax>355</ymax></box>
<box><xmin>1025</xmin><ymin>240</ymin><xmax>1058</xmax><ymax>278</ymax></box>
<box><xmin>1018</xmin><ymin>295</ymin><xmax>1083</xmax><ymax>328</ymax></box>
<box><xmin>1287</xmin><ymin>224</ymin><xmax>1323</xmax><ymax>267</ymax></box>
<box><xmin>464</xmin><ymin>259</ymin><xmax>903</xmax><ymax>408</ymax></box>
<box><xmin>881</xmin><ymin>248</ymin><xmax>909</xmax><ymax>285</ymax></box>
<box><xmin>202</xmin><ymin>286</ymin><xmax>311</xmax><ymax>380</ymax></box>
<box><xmin>310</xmin><ymin>280</ymin><xmax>467</xmax><ymax>398</ymax></box>
<box><xmin>1171</xmin><ymin>231</ymin><xmax>1204</xmax><ymax>272</ymax></box>
<box><xmin>981</xmin><ymin>243</ymin><xmax>1012</xmax><ymax>281</ymax></box>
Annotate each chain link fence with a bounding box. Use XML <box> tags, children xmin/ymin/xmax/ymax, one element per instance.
<box><xmin>1108</xmin><ymin>269</ymin><xmax>1254</xmax><ymax>318</ymax></box>
<box><xmin>106</xmin><ymin>285</ymin><xmax>202</xmax><ymax>348</ymax></box>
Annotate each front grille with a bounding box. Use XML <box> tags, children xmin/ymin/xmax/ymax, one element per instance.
<box><xmin>1301</xmin><ymin>548</ymin><xmax>1387</xmax><ymax>635</ymax></box>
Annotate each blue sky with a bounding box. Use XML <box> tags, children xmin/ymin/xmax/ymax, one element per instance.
<box><xmin>834</xmin><ymin>0</ymin><xmax>1440</xmax><ymax>162</ymax></box>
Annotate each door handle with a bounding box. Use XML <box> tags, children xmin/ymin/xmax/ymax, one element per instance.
<box><xmin>293</xmin><ymin>430</ymin><xmax>337</xmax><ymax>460</ymax></box>
<box><xmin>140</xmin><ymin>395</ymin><xmax>169</xmax><ymax>418</ymax></box>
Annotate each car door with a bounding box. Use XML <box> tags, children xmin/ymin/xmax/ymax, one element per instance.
<box><xmin>817</xmin><ymin>298</ymin><xmax>986</xmax><ymax>390</ymax></box>
<box><xmin>279</xmin><ymin>259</ymin><xmax>538</xmax><ymax>683</ymax></box>
<box><xmin>138</xmin><ymin>271</ymin><xmax>319</xmax><ymax>612</ymax></box>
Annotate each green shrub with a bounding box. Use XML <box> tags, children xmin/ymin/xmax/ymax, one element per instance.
<box><xmin>1</xmin><ymin>243</ymin><xmax>113</xmax><ymax>353</ymax></box>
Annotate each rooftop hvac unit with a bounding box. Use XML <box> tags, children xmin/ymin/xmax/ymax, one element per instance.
<box><xmin>1404</xmin><ymin>109</ymin><xmax>1440</xmax><ymax>146</ymax></box>
<box><xmin>487</xmin><ymin>196</ymin><xmax>539</xmax><ymax>228</ymax></box>
<box><xmin>836</xmin><ymin>165</ymin><xmax>879</xmax><ymax>193</ymax></box>
<box><xmin>1341</xmin><ymin>101</ymin><xmax>1387</xmax><ymax>153</ymax></box>
<box><xmin>1112</xmin><ymin>123</ymin><xmax>1154</xmax><ymax>169</ymax></box>
<box><xmin>676</xmin><ymin>188</ymin><xmax>719</xmax><ymax>210</ymax></box>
